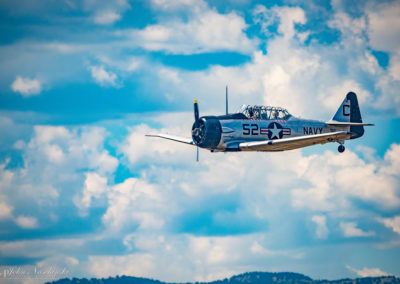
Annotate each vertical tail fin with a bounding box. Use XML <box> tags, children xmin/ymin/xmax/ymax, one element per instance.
<box><xmin>331</xmin><ymin>92</ymin><xmax>364</xmax><ymax>139</ymax></box>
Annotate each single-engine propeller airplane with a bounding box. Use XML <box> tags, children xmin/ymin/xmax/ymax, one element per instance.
<box><xmin>147</xmin><ymin>88</ymin><xmax>373</xmax><ymax>161</ymax></box>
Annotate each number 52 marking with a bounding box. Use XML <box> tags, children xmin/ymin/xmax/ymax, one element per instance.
<box><xmin>243</xmin><ymin>123</ymin><xmax>259</xmax><ymax>135</ymax></box>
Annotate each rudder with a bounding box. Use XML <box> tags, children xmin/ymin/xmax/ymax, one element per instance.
<box><xmin>347</xmin><ymin>92</ymin><xmax>364</xmax><ymax>139</ymax></box>
<box><xmin>331</xmin><ymin>92</ymin><xmax>364</xmax><ymax>139</ymax></box>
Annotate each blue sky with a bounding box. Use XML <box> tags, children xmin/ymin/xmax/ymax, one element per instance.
<box><xmin>0</xmin><ymin>0</ymin><xmax>400</xmax><ymax>282</ymax></box>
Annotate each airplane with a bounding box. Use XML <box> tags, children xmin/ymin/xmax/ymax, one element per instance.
<box><xmin>146</xmin><ymin>88</ymin><xmax>373</xmax><ymax>161</ymax></box>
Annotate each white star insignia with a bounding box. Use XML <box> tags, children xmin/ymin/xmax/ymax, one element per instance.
<box><xmin>270</xmin><ymin>124</ymin><xmax>281</xmax><ymax>139</ymax></box>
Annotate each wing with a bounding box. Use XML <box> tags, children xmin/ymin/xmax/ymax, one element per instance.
<box><xmin>145</xmin><ymin>134</ymin><xmax>195</xmax><ymax>146</ymax></box>
<box><xmin>239</xmin><ymin>131</ymin><xmax>352</xmax><ymax>151</ymax></box>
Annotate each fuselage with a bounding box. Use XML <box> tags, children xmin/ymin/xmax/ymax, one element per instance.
<box><xmin>194</xmin><ymin>114</ymin><xmax>349</xmax><ymax>152</ymax></box>
<box><xmin>149</xmin><ymin>92</ymin><xmax>370</xmax><ymax>154</ymax></box>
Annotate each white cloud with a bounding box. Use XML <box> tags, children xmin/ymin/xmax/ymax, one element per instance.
<box><xmin>322</xmin><ymin>80</ymin><xmax>372</xmax><ymax>113</ymax></box>
<box><xmin>367</xmin><ymin>2</ymin><xmax>400</xmax><ymax>53</ymax></box>
<box><xmin>124</xmin><ymin>8</ymin><xmax>256</xmax><ymax>55</ymax></box>
<box><xmin>312</xmin><ymin>215</ymin><xmax>329</xmax><ymax>239</ymax></box>
<box><xmin>388</xmin><ymin>54</ymin><xmax>400</xmax><ymax>81</ymax></box>
<box><xmin>2</xmin><ymin>2</ymin><xmax>400</xmax><ymax>280</ymax></box>
<box><xmin>33</xmin><ymin>126</ymin><xmax>71</xmax><ymax>144</ymax></box>
<box><xmin>0</xmin><ymin>201</ymin><xmax>13</xmax><ymax>219</ymax></box>
<box><xmin>87</xmin><ymin>253</ymin><xmax>156</xmax><ymax>279</ymax></box>
<box><xmin>0</xmin><ymin>114</ymin><xmax>399</xmax><ymax>281</ymax></box>
<box><xmin>11</xmin><ymin>76</ymin><xmax>42</xmax><ymax>97</ymax></box>
<box><xmin>119</xmin><ymin>123</ymin><xmax>194</xmax><ymax>166</ymax></box>
<box><xmin>87</xmin><ymin>234</ymin><xmax>304</xmax><ymax>282</ymax></box>
<box><xmin>43</xmin><ymin>144</ymin><xmax>65</xmax><ymax>164</ymax></box>
<box><xmin>381</xmin><ymin>143</ymin><xmax>400</xmax><ymax>176</ymax></box>
<box><xmin>0</xmin><ymin>237</ymin><xmax>86</xmax><ymax>259</ymax></box>
<box><xmin>292</xmin><ymin>149</ymin><xmax>400</xmax><ymax>212</ymax></box>
<box><xmin>274</xmin><ymin>7</ymin><xmax>306</xmax><ymax>39</ymax></box>
<box><xmin>75</xmin><ymin>172</ymin><xmax>109</xmax><ymax>215</ymax></box>
<box><xmin>0</xmin><ymin>124</ymin><xmax>118</xmax><ymax>233</ymax></box>
<box><xmin>89</xmin><ymin>65</ymin><xmax>119</xmax><ymax>87</ymax></box>
<box><xmin>329</xmin><ymin>12</ymin><xmax>366</xmax><ymax>44</ymax></box>
<box><xmin>340</xmin><ymin>222</ymin><xmax>375</xmax><ymax>237</ymax></box>
<box><xmin>129</xmin><ymin>4</ymin><xmax>387</xmax><ymax>119</ymax></box>
<box><xmin>346</xmin><ymin>265</ymin><xmax>389</xmax><ymax>277</ymax></box>
<box><xmin>102</xmin><ymin>177</ymin><xmax>164</xmax><ymax>232</ymax></box>
<box><xmin>253</xmin><ymin>5</ymin><xmax>306</xmax><ymax>40</ymax></box>
<box><xmin>150</xmin><ymin>0</ymin><xmax>205</xmax><ymax>11</ymax></box>
<box><xmin>15</xmin><ymin>215</ymin><xmax>38</xmax><ymax>229</ymax></box>
<box><xmin>81</xmin><ymin>0</ymin><xmax>130</xmax><ymax>25</ymax></box>
<box><xmin>377</xmin><ymin>216</ymin><xmax>400</xmax><ymax>235</ymax></box>
<box><xmin>122</xmin><ymin>1</ymin><xmax>400</xmax><ymax>117</ymax></box>
<box><xmin>28</xmin><ymin>126</ymin><xmax>118</xmax><ymax>176</ymax></box>
<box><xmin>93</xmin><ymin>10</ymin><xmax>121</xmax><ymax>25</ymax></box>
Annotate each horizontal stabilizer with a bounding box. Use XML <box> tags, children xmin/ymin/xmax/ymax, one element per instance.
<box><xmin>326</xmin><ymin>121</ymin><xmax>374</xmax><ymax>126</ymax></box>
<box><xmin>145</xmin><ymin>134</ymin><xmax>195</xmax><ymax>145</ymax></box>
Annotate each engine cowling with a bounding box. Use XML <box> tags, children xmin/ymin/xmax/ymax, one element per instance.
<box><xmin>191</xmin><ymin>117</ymin><xmax>222</xmax><ymax>149</ymax></box>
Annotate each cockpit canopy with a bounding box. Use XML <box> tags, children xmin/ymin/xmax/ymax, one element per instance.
<box><xmin>239</xmin><ymin>105</ymin><xmax>291</xmax><ymax>120</ymax></box>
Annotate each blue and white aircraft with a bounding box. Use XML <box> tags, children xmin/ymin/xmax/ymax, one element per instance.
<box><xmin>147</xmin><ymin>89</ymin><xmax>373</xmax><ymax>160</ymax></box>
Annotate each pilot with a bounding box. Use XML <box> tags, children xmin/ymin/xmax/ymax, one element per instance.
<box><xmin>248</xmin><ymin>108</ymin><xmax>254</xmax><ymax>118</ymax></box>
<box><xmin>272</xmin><ymin>111</ymin><xmax>277</xmax><ymax>119</ymax></box>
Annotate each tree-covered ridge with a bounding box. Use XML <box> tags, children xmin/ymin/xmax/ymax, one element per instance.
<box><xmin>46</xmin><ymin>272</ymin><xmax>400</xmax><ymax>284</ymax></box>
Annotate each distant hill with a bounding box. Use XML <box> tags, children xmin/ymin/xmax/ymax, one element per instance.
<box><xmin>46</xmin><ymin>271</ymin><xmax>400</xmax><ymax>284</ymax></box>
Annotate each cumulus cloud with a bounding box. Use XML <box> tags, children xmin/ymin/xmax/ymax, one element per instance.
<box><xmin>150</xmin><ymin>0</ymin><xmax>203</xmax><ymax>11</ymax></box>
<box><xmin>0</xmin><ymin>124</ymin><xmax>118</xmax><ymax>236</ymax></box>
<box><xmin>15</xmin><ymin>215</ymin><xmax>39</xmax><ymax>229</ymax></box>
<box><xmin>125</xmin><ymin>3</ymin><xmax>397</xmax><ymax>119</ymax></box>
<box><xmin>119</xmin><ymin>121</ymin><xmax>400</xmax><ymax>236</ymax></box>
<box><xmin>89</xmin><ymin>65</ymin><xmax>119</xmax><ymax>87</ymax></box>
<box><xmin>93</xmin><ymin>10</ymin><xmax>121</xmax><ymax>25</ymax></box>
<box><xmin>340</xmin><ymin>222</ymin><xmax>375</xmax><ymax>237</ymax></box>
<box><xmin>11</xmin><ymin>76</ymin><xmax>42</xmax><ymax>96</ymax></box>
<box><xmin>292</xmin><ymin>149</ymin><xmax>400</xmax><ymax>212</ymax></box>
<box><xmin>102</xmin><ymin>177</ymin><xmax>166</xmax><ymax>232</ymax></box>
<box><xmin>122</xmin><ymin>2</ymin><xmax>256</xmax><ymax>55</ymax></box>
<box><xmin>367</xmin><ymin>2</ymin><xmax>400</xmax><ymax>53</ymax></box>
<box><xmin>274</xmin><ymin>7</ymin><xmax>306</xmax><ymax>39</ymax></box>
<box><xmin>0</xmin><ymin>114</ymin><xmax>399</xmax><ymax>281</ymax></box>
<box><xmin>0</xmin><ymin>201</ymin><xmax>13</xmax><ymax>219</ymax></box>
<box><xmin>377</xmin><ymin>216</ymin><xmax>400</xmax><ymax>235</ymax></box>
<box><xmin>81</xmin><ymin>0</ymin><xmax>130</xmax><ymax>25</ymax></box>
<box><xmin>87</xmin><ymin>234</ymin><xmax>304</xmax><ymax>282</ymax></box>
<box><xmin>1</xmin><ymin>1</ymin><xmax>400</xmax><ymax>281</ymax></box>
<box><xmin>75</xmin><ymin>172</ymin><xmax>109</xmax><ymax>215</ymax></box>
<box><xmin>312</xmin><ymin>215</ymin><xmax>329</xmax><ymax>239</ymax></box>
<box><xmin>346</xmin><ymin>265</ymin><xmax>389</xmax><ymax>277</ymax></box>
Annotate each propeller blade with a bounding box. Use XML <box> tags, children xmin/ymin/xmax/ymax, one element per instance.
<box><xmin>196</xmin><ymin>146</ymin><xmax>199</xmax><ymax>163</ymax></box>
<box><xmin>194</xmin><ymin>99</ymin><xmax>199</xmax><ymax>126</ymax></box>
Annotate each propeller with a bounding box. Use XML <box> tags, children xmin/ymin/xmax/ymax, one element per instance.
<box><xmin>193</xmin><ymin>99</ymin><xmax>200</xmax><ymax>163</ymax></box>
<box><xmin>194</xmin><ymin>99</ymin><xmax>199</xmax><ymax>127</ymax></box>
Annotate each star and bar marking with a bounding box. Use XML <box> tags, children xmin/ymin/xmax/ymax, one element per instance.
<box><xmin>260</xmin><ymin>122</ymin><xmax>291</xmax><ymax>139</ymax></box>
